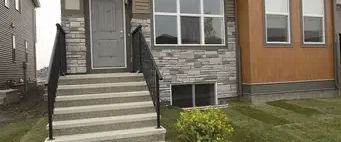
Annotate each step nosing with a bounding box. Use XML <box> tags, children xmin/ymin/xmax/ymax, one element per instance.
<box><xmin>52</xmin><ymin>127</ymin><xmax>166</xmax><ymax>141</ymax></box>
<box><xmin>58</xmin><ymin>82</ymin><xmax>147</xmax><ymax>90</ymax></box>
<box><xmin>59</xmin><ymin>73</ymin><xmax>143</xmax><ymax>80</ymax></box>
<box><xmin>53</xmin><ymin>113</ymin><xmax>157</xmax><ymax>128</ymax></box>
<box><xmin>54</xmin><ymin>101</ymin><xmax>154</xmax><ymax>114</ymax></box>
<box><xmin>56</xmin><ymin>91</ymin><xmax>150</xmax><ymax>101</ymax></box>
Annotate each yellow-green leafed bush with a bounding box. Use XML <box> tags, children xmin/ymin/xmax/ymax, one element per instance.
<box><xmin>175</xmin><ymin>108</ymin><xmax>234</xmax><ymax>142</ymax></box>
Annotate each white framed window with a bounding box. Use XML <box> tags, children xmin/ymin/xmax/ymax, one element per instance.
<box><xmin>265</xmin><ymin>0</ymin><xmax>291</xmax><ymax>44</ymax></box>
<box><xmin>12</xmin><ymin>35</ymin><xmax>16</xmax><ymax>63</ymax></box>
<box><xmin>170</xmin><ymin>83</ymin><xmax>218</xmax><ymax>108</ymax></box>
<box><xmin>4</xmin><ymin>0</ymin><xmax>9</xmax><ymax>8</ymax></box>
<box><xmin>25</xmin><ymin>40</ymin><xmax>28</xmax><ymax>62</ymax></box>
<box><xmin>153</xmin><ymin>0</ymin><xmax>225</xmax><ymax>46</ymax></box>
<box><xmin>302</xmin><ymin>0</ymin><xmax>325</xmax><ymax>44</ymax></box>
<box><xmin>15</xmin><ymin>0</ymin><xmax>21</xmax><ymax>11</ymax></box>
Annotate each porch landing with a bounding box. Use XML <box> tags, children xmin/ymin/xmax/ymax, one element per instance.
<box><xmin>47</xmin><ymin>73</ymin><xmax>166</xmax><ymax>142</ymax></box>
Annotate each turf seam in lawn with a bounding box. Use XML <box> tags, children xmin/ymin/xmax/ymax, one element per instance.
<box><xmin>232</xmin><ymin>105</ymin><xmax>291</xmax><ymax>126</ymax></box>
<box><xmin>267</xmin><ymin>101</ymin><xmax>323</xmax><ymax>116</ymax></box>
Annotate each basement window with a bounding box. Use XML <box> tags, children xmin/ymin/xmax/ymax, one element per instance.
<box><xmin>171</xmin><ymin>83</ymin><xmax>217</xmax><ymax>108</ymax></box>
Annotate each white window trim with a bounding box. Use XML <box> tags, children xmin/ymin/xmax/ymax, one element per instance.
<box><xmin>12</xmin><ymin>35</ymin><xmax>16</xmax><ymax>49</ymax></box>
<box><xmin>264</xmin><ymin>0</ymin><xmax>291</xmax><ymax>44</ymax></box>
<box><xmin>302</xmin><ymin>0</ymin><xmax>326</xmax><ymax>45</ymax></box>
<box><xmin>15</xmin><ymin>0</ymin><xmax>20</xmax><ymax>11</ymax></box>
<box><xmin>25</xmin><ymin>40</ymin><xmax>28</xmax><ymax>53</ymax></box>
<box><xmin>169</xmin><ymin>83</ymin><xmax>218</xmax><ymax>108</ymax></box>
<box><xmin>4</xmin><ymin>0</ymin><xmax>9</xmax><ymax>8</ymax></box>
<box><xmin>153</xmin><ymin>0</ymin><xmax>226</xmax><ymax>46</ymax></box>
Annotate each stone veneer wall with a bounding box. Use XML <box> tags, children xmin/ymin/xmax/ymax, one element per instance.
<box><xmin>61</xmin><ymin>16</ymin><xmax>87</xmax><ymax>74</ymax></box>
<box><xmin>131</xmin><ymin>0</ymin><xmax>238</xmax><ymax>104</ymax></box>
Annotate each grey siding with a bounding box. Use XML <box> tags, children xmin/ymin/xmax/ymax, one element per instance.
<box><xmin>0</xmin><ymin>0</ymin><xmax>37</xmax><ymax>88</ymax></box>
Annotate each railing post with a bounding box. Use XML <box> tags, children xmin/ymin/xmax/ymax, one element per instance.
<box><xmin>47</xmin><ymin>88</ymin><xmax>54</xmax><ymax>140</ymax></box>
<box><xmin>139</xmin><ymin>31</ymin><xmax>143</xmax><ymax>73</ymax></box>
<box><xmin>156</xmin><ymin>74</ymin><xmax>161</xmax><ymax>128</ymax></box>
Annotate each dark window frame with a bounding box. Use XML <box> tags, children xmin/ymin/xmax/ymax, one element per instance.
<box><xmin>170</xmin><ymin>83</ymin><xmax>217</xmax><ymax>108</ymax></box>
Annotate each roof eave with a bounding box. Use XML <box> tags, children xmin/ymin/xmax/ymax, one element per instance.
<box><xmin>32</xmin><ymin>0</ymin><xmax>40</xmax><ymax>8</ymax></box>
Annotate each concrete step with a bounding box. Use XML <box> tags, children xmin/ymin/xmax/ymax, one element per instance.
<box><xmin>53</xmin><ymin>113</ymin><xmax>157</xmax><ymax>136</ymax></box>
<box><xmin>55</xmin><ymin>91</ymin><xmax>151</xmax><ymax>107</ymax></box>
<box><xmin>49</xmin><ymin>127</ymin><xmax>166</xmax><ymax>142</ymax></box>
<box><xmin>57</xmin><ymin>82</ymin><xmax>148</xmax><ymax>96</ymax></box>
<box><xmin>59</xmin><ymin>73</ymin><xmax>144</xmax><ymax>85</ymax></box>
<box><xmin>54</xmin><ymin>101</ymin><xmax>155</xmax><ymax>121</ymax></box>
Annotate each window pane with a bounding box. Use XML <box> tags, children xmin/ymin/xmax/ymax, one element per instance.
<box><xmin>204</xmin><ymin>0</ymin><xmax>223</xmax><ymax>15</ymax></box>
<box><xmin>204</xmin><ymin>17</ymin><xmax>224</xmax><ymax>44</ymax></box>
<box><xmin>265</xmin><ymin>0</ymin><xmax>289</xmax><ymax>13</ymax></box>
<box><xmin>172</xmin><ymin>85</ymin><xmax>193</xmax><ymax>108</ymax></box>
<box><xmin>180</xmin><ymin>0</ymin><xmax>200</xmax><ymax>14</ymax></box>
<box><xmin>181</xmin><ymin>17</ymin><xmax>201</xmax><ymax>44</ymax></box>
<box><xmin>154</xmin><ymin>0</ymin><xmax>176</xmax><ymax>13</ymax></box>
<box><xmin>266</xmin><ymin>15</ymin><xmax>289</xmax><ymax>42</ymax></box>
<box><xmin>304</xmin><ymin>16</ymin><xmax>324</xmax><ymax>43</ymax></box>
<box><xmin>155</xmin><ymin>16</ymin><xmax>178</xmax><ymax>44</ymax></box>
<box><xmin>195</xmin><ymin>84</ymin><xmax>215</xmax><ymax>107</ymax></box>
<box><xmin>303</xmin><ymin>0</ymin><xmax>323</xmax><ymax>15</ymax></box>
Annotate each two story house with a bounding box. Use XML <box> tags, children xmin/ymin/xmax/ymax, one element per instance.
<box><xmin>45</xmin><ymin>0</ymin><xmax>340</xmax><ymax>141</ymax></box>
<box><xmin>0</xmin><ymin>0</ymin><xmax>39</xmax><ymax>104</ymax></box>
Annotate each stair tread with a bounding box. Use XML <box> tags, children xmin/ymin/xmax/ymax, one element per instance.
<box><xmin>50</xmin><ymin>127</ymin><xmax>166</xmax><ymax>142</ymax></box>
<box><xmin>59</xmin><ymin>73</ymin><xmax>143</xmax><ymax>80</ymax></box>
<box><xmin>58</xmin><ymin>82</ymin><xmax>147</xmax><ymax>90</ymax></box>
<box><xmin>56</xmin><ymin>91</ymin><xmax>149</xmax><ymax>101</ymax></box>
<box><xmin>53</xmin><ymin>113</ymin><xmax>156</xmax><ymax>129</ymax></box>
<box><xmin>54</xmin><ymin>101</ymin><xmax>154</xmax><ymax>114</ymax></box>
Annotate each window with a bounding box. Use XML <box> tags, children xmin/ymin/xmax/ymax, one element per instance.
<box><xmin>171</xmin><ymin>83</ymin><xmax>217</xmax><ymax>108</ymax></box>
<box><xmin>12</xmin><ymin>35</ymin><xmax>16</xmax><ymax>63</ymax></box>
<box><xmin>15</xmin><ymin>0</ymin><xmax>21</xmax><ymax>11</ymax></box>
<box><xmin>265</xmin><ymin>0</ymin><xmax>290</xmax><ymax>44</ymax></box>
<box><xmin>4</xmin><ymin>0</ymin><xmax>9</xmax><ymax>8</ymax></box>
<box><xmin>25</xmin><ymin>41</ymin><xmax>28</xmax><ymax>62</ymax></box>
<box><xmin>153</xmin><ymin>0</ymin><xmax>225</xmax><ymax>46</ymax></box>
<box><xmin>302</xmin><ymin>0</ymin><xmax>325</xmax><ymax>44</ymax></box>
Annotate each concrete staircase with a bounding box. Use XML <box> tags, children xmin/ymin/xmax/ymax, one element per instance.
<box><xmin>48</xmin><ymin>73</ymin><xmax>166</xmax><ymax>142</ymax></box>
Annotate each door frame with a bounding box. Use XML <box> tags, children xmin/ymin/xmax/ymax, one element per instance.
<box><xmin>89</xmin><ymin>0</ymin><xmax>127</xmax><ymax>70</ymax></box>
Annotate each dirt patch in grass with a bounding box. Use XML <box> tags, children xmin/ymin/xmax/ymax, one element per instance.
<box><xmin>233</xmin><ymin>105</ymin><xmax>291</xmax><ymax>126</ymax></box>
<box><xmin>0</xmin><ymin>85</ymin><xmax>47</xmax><ymax>142</ymax></box>
<box><xmin>267</xmin><ymin>100</ymin><xmax>322</xmax><ymax>116</ymax></box>
<box><xmin>0</xmin><ymin>85</ymin><xmax>46</xmax><ymax>123</ymax></box>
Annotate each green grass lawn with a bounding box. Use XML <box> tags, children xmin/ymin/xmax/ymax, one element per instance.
<box><xmin>0</xmin><ymin>117</ymin><xmax>47</xmax><ymax>142</ymax></box>
<box><xmin>161</xmin><ymin>97</ymin><xmax>341</xmax><ymax>142</ymax></box>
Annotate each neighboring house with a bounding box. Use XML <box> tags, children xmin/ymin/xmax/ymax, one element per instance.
<box><xmin>237</xmin><ymin>0</ymin><xmax>340</xmax><ymax>103</ymax></box>
<box><xmin>0</xmin><ymin>0</ymin><xmax>39</xmax><ymax>89</ymax></box>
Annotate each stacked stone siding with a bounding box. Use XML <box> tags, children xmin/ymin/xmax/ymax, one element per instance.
<box><xmin>61</xmin><ymin>16</ymin><xmax>87</xmax><ymax>74</ymax></box>
<box><xmin>131</xmin><ymin>0</ymin><xmax>238</xmax><ymax>104</ymax></box>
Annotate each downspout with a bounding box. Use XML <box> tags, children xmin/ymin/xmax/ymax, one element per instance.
<box><xmin>333</xmin><ymin>0</ymin><xmax>340</xmax><ymax>89</ymax></box>
<box><xmin>234</xmin><ymin>0</ymin><xmax>243</xmax><ymax>96</ymax></box>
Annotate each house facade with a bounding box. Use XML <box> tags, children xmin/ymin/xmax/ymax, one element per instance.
<box><xmin>60</xmin><ymin>0</ymin><xmax>340</xmax><ymax>105</ymax></box>
<box><xmin>237</xmin><ymin>0</ymin><xmax>340</xmax><ymax>103</ymax></box>
<box><xmin>0</xmin><ymin>0</ymin><xmax>39</xmax><ymax>89</ymax></box>
<box><xmin>61</xmin><ymin>0</ymin><xmax>239</xmax><ymax>107</ymax></box>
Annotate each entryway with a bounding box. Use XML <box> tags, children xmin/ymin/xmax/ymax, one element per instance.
<box><xmin>90</xmin><ymin>0</ymin><xmax>127</xmax><ymax>70</ymax></box>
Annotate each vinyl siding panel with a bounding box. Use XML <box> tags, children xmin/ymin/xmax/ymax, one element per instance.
<box><xmin>0</xmin><ymin>0</ymin><xmax>37</xmax><ymax>88</ymax></box>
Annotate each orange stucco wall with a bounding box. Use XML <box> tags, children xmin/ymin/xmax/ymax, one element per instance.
<box><xmin>238</xmin><ymin>0</ymin><xmax>335</xmax><ymax>84</ymax></box>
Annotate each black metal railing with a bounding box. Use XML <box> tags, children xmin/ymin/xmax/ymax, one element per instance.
<box><xmin>46</xmin><ymin>24</ymin><xmax>66</xmax><ymax>140</ymax></box>
<box><xmin>132</xmin><ymin>25</ymin><xmax>163</xmax><ymax>128</ymax></box>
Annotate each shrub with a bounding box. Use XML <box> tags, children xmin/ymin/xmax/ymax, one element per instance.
<box><xmin>175</xmin><ymin>107</ymin><xmax>234</xmax><ymax>142</ymax></box>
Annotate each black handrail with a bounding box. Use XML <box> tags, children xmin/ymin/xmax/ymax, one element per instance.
<box><xmin>46</xmin><ymin>24</ymin><xmax>66</xmax><ymax>140</ymax></box>
<box><xmin>132</xmin><ymin>25</ymin><xmax>163</xmax><ymax>128</ymax></box>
